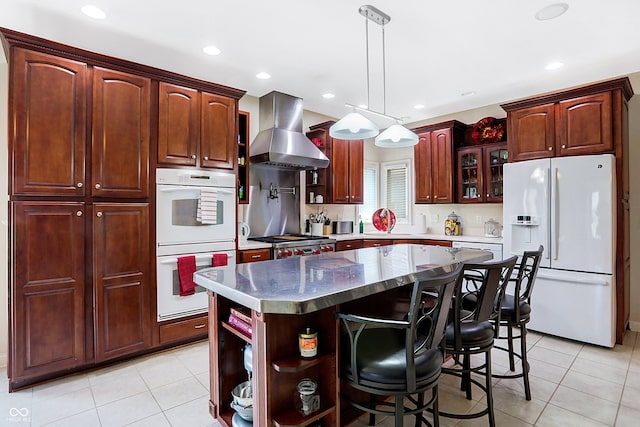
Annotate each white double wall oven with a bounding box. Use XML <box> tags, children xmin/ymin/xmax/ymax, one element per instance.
<box><xmin>156</xmin><ymin>168</ymin><xmax>236</xmax><ymax>321</ymax></box>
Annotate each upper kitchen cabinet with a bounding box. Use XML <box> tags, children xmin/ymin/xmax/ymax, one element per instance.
<box><xmin>157</xmin><ymin>82</ymin><xmax>238</xmax><ymax>171</ymax></box>
<box><xmin>92</xmin><ymin>67</ymin><xmax>150</xmax><ymax>198</ymax></box>
<box><xmin>502</xmin><ymin>78</ymin><xmax>633</xmax><ymax>162</ymax></box>
<box><xmin>9</xmin><ymin>45</ymin><xmax>150</xmax><ymax>199</ymax></box>
<box><xmin>306</xmin><ymin>121</ymin><xmax>364</xmax><ymax>204</ymax></box>
<box><xmin>10</xmin><ymin>48</ymin><xmax>87</xmax><ymax>197</ymax></box>
<box><xmin>412</xmin><ymin>121</ymin><xmax>465</xmax><ymax>204</ymax></box>
<box><xmin>237</xmin><ymin>111</ymin><xmax>250</xmax><ymax>203</ymax></box>
<box><xmin>457</xmin><ymin>143</ymin><xmax>507</xmax><ymax>204</ymax></box>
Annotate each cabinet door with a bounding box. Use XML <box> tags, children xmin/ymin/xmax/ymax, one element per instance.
<box><xmin>92</xmin><ymin>67</ymin><xmax>150</xmax><ymax>198</ymax></box>
<box><xmin>11</xmin><ymin>202</ymin><xmax>86</xmax><ymax>381</ymax></box>
<box><xmin>158</xmin><ymin>82</ymin><xmax>199</xmax><ymax>166</ymax></box>
<box><xmin>509</xmin><ymin>103</ymin><xmax>555</xmax><ymax>161</ymax></box>
<box><xmin>93</xmin><ymin>203</ymin><xmax>151</xmax><ymax>362</ymax></box>
<box><xmin>11</xmin><ymin>48</ymin><xmax>87</xmax><ymax>196</ymax></box>
<box><xmin>484</xmin><ymin>144</ymin><xmax>508</xmax><ymax>202</ymax></box>
<box><xmin>336</xmin><ymin>240</ymin><xmax>364</xmax><ymax>251</ymax></box>
<box><xmin>414</xmin><ymin>132</ymin><xmax>432</xmax><ymax>203</ymax></box>
<box><xmin>557</xmin><ymin>92</ymin><xmax>613</xmax><ymax>156</ymax></box>
<box><xmin>348</xmin><ymin>139</ymin><xmax>364</xmax><ymax>203</ymax></box>
<box><xmin>330</xmin><ymin>137</ymin><xmax>350</xmax><ymax>203</ymax></box>
<box><xmin>457</xmin><ymin>147</ymin><xmax>482</xmax><ymax>203</ymax></box>
<box><xmin>238</xmin><ymin>248</ymin><xmax>271</xmax><ymax>263</ymax></box>
<box><xmin>430</xmin><ymin>128</ymin><xmax>454</xmax><ymax>203</ymax></box>
<box><xmin>201</xmin><ymin>92</ymin><xmax>236</xmax><ymax>169</ymax></box>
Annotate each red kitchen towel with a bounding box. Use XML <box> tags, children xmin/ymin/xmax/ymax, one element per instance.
<box><xmin>213</xmin><ymin>253</ymin><xmax>228</xmax><ymax>267</ymax></box>
<box><xmin>177</xmin><ymin>255</ymin><xmax>197</xmax><ymax>296</ymax></box>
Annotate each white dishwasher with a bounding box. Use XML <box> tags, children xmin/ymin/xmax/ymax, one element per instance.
<box><xmin>452</xmin><ymin>241</ymin><xmax>503</xmax><ymax>261</ymax></box>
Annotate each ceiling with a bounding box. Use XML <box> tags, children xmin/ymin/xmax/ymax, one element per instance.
<box><xmin>3</xmin><ymin>0</ymin><xmax>640</xmax><ymax>127</ymax></box>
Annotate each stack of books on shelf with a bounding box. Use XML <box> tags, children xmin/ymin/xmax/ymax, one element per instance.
<box><xmin>228</xmin><ymin>308</ymin><xmax>252</xmax><ymax>337</ymax></box>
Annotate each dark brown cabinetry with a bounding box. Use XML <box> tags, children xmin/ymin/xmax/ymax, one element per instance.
<box><xmin>501</xmin><ymin>78</ymin><xmax>633</xmax><ymax>344</ymax></box>
<box><xmin>306</xmin><ymin>121</ymin><xmax>363</xmax><ymax>204</ymax></box>
<box><xmin>237</xmin><ymin>111</ymin><xmax>250</xmax><ymax>203</ymax></box>
<box><xmin>238</xmin><ymin>248</ymin><xmax>272</xmax><ymax>263</ymax></box>
<box><xmin>503</xmin><ymin>85</ymin><xmax>622</xmax><ymax>162</ymax></box>
<box><xmin>92</xmin><ymin>67</ymin><xmax>150</xmax><ymax>198</ymax></box>
<box><xmin>10</xmin><ymin>202</ymin><xmax>86</xmax><ymax>383</ymax></box>
<box><xmin>93</xmin><ymin>203</ymin><xmax>151</xmax><ymax>362</ymax></box>
<box><xmin>336</xmin><ymin>240</ymin><xmax>364</xmax><ymax>251</ymax></box>
<box><xmin>457</xmin><ymin>143</ymin><xmax>507</xmax><ymax>203</ymax></box>
<box><xmin>157</xmin><ymin>82</ymin><xmax>237</xmax><ymax>171</ymax></box>
<box><xmin>412</xmin><ymin>121</ymin><xmax>465</xmax><ymax>204</ymax></box>
<box><xmin>362</xmin><ymin>239</ymin><xmax>393</xmax><ymax>248</ymax></box>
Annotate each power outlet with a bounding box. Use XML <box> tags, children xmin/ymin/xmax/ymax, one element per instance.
<box><xmin>476</xmin><ymin>215</ymin><xmax>483</xmax><ymax>225</ymax></box>
<box><xmin>430</xmin><ymin>214</ymin><xmax>439</xmax><ymax>223</ymax></box>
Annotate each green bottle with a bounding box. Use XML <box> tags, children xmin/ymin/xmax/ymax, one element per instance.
<box><xmin>238</xmin><ymin>182</ymin><xmax>244</xmax><ymax>199</ymax></box>
<box><xmin>359</xmin><ymin>216</ymin><xmax>364</xmax><ymax>234</ymax></box>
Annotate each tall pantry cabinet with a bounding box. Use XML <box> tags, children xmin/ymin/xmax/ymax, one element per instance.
<box><xmin>5</xmin><ymin>30</ymin><xmax>151</xmax><ymax>389</ymax></box>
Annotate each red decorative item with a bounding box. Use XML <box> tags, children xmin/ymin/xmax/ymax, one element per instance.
<box><xmin>372</xmin><ymin>208</ymin><xmax>396</xmax><ymax>232</ymax></box>
<box><xmin>311</xmin><ymin>137</ymin><xmax>322</xmax><ymax>147</ymax></box>
<box><xmin>471</xmin><ymin>117</ymin><xmax>504</xmax><ymax>145</ymax></box>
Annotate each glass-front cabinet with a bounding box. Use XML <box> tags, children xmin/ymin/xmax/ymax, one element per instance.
<box><xmin>457</xmin><ymin>143</ymin><xmax>507</xmax><ymax>203</ymax></box>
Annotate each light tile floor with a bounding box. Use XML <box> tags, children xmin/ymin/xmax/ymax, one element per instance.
<box><xmin>2</xmin><ymin>330</ymin><xmax>640</xmax><ymax>426</ymax></box>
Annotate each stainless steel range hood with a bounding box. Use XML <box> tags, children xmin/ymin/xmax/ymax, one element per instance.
<box><xmin>250</xmin><ymin>91</ymin><xmax>329</xmax><ymax>170</ymax></box>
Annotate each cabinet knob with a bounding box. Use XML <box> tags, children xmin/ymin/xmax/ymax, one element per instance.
<box><xmin>95</xmin><ymin>183</ymin><xmax>101</xmax><ymax>189</ymax></box>
<box><xmin>561</xmin><ymin>144</ymin><xmax>566</xmax><ymax>149</ymax></box>
<box><xmin>426</xmin><ymin>195</ymin><xmax>430</xmax><ymax>199</ymax></box>
<box><xmin>191</xmin><ymin>154</ymin><xmax>197</xmax><ymax>159</ymax></box>
<box><xmin>96</xmin><ymin>212</ymin><xmax>103</xmax><ymax>218</ymax></box>
<box><xmin>76</xmin><ymin>211</ymin><xmax>83</xmax><ymax>217</ymax></box>
<box><xmin>77</xmin><ymin>182</ymin><xmax>83</xmax><ymax>188</ymax></box>
<box><xmin>548</xmin><ymin>147</ymin><xmax>553</xmax><ymax>151</ymax></box>
<box><xmin>486</xmin><ymin>193</ymin><xmax>490</xmax><ymax>198</ymax></box>
<box><xmin>203</xmin><ymin>156</ymin><xmax>209</xmax><ymax>161</ymax></box>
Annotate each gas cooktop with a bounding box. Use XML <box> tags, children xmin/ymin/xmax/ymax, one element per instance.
<box><xmin>248</xmin><ymin>234</ymin><xmax>331</xmax><ymax>244</ymax></box>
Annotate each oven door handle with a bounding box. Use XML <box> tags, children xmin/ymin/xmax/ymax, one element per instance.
<box><xmin>159</xmin><ymin>186</ymin><xmax>234</xmax><ymax>194</ymax></box>
<box><xmin>159</xmin><ymin>253</ymin><xmax>236</xmax><ymax>264</ymax></box>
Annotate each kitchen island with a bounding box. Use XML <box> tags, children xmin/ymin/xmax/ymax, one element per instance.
<box><xmin>194</xmin><ymin>244</ymin><xmax>492</xmax><ymax>427</ymax></box>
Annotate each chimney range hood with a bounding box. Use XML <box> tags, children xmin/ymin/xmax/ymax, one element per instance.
<box><xmin>250</xmin><ymin>91</ymin><xmax>329</xmax><ymax>170</ymax></box>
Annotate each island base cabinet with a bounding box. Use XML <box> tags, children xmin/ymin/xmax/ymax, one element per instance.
<box><xmin>209</xmin><ymin>292</ymin><xmax>338</xmax><ymax>426</ymax></box>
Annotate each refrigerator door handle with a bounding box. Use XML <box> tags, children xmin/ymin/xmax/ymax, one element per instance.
<box><xmin>553</xmin><ymin>167</ymin><xmax>559</xmax><ymax>260</ymax></box>
<box><xmin>545</xmin><ymin>167</ymin><xmax>551</xmax><ymax>260</ymax></box>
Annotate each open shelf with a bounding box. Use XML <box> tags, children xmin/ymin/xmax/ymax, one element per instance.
<box><xmin>273</xmin><ymin>404</ymin><xmax>335</xmax><ymax>427</ymax></box>
<box><xmin>221</xmin><ymin>321</ymin><xmax>252</xmax><ymax>343</ymax></box>
<box><xmin>271</xmin><ymin>352</ymin><xmax>334</xmax><ymax>373</ymax></box>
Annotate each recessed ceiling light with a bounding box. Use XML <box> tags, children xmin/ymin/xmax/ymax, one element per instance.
<box><xmin>202</xmin><ymin>45</ymin><xmax>221</xmax><ymax>56</ymax></box>
<box><xmin>413</xmin><ymin>104</ymin><xmax>425</xmax><ymax>109</ymax></box>
<box><xmin>81</xmin><ymin>5</ymin><xmax>106</xmax><ymax>20</ymax></box>
<box><xmin>256</xmin><ymin>72</ymin><xmax>271</xmax><ymax>80</ymax></box>
<box><xmin>461</xmin><ymin>91</ymin><xmax>476</xmax><ymax>97</ymax></box>
<box><xmin>535</xmin><ymin>3</ymin><xmax>569</xmax><ymax>21</ymax></box>
<box><xmin>322</xmin><ymin>93</ymin><xmax>335</xmax><ymax>99</ymax></box>
<box><xmin>545</xmin><ymin>61</ymin><xmax>564</xmax><ymax>70</ymax></box>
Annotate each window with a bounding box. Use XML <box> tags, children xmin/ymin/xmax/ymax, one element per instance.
<box><xmin>381</xmin><ymin>160</ymin><xmax>411</xmax><ymax>224</ymax></box>
<box><xmin>360</xmin><ymin>162</ymin><xmax>378</xmax><ymax>222</ymax></box>
<box><xmin>360</xmin><ymin>159</ymin><xmax>412</xmax><ymax>224</ymax></box>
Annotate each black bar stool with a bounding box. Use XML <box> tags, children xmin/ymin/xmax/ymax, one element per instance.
<box><xmin>336</xmin><ymin>266</ymin><xmax>461</xmax><ymax>427</ymax></box>
<box><xmin>439</xmin><ymin>256</ymin><xmax>517</xmax><ymax>427</ymax></box>
<box><xmin>491</xmin><ymin>245</ymin><xmax>543</xmax><ymax>400</ymax></box>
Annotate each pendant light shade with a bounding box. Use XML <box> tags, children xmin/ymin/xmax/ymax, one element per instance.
<box><xmin>375</xmin><ymin>124</ymin><xmax>419</xmax><ymax>147</ymax></box>
<box><xmin>329</xmin><ymin>112</ymin><xmax>380</xmax><ymax>140</ymax></box>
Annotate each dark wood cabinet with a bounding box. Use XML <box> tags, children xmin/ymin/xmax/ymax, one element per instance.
<box><xmin>412</xmin><ymin>121</ymin><xmax>465</xmax><ymax>204</ymax></box>
<box><xmin>457</xmin><ymin>143</ymin><xmax>507</xmax><ymax>203</ymax></box>
<box><xmin>10</xmin><ymin>202</ymin><xmax>87</xmax><ymax>384</ymax></box>
<box><xmin>92</xmin><ymin>67</ymin><xmax>150</xmax><ymax>198</ymax></box>
<box><xmin>336</xmin><ymin>240</ymin><xmax>364</xmax><ymax>251</ymax></box>
<box><xmin>93</xmin><ymin>203</ymin><xmax>151</xmax><ymax>362</ymax></box>
<box><xmin>237</xmin><ymin>111</ymin><xmax>250</xmax><ymax>204</ymax></box>
<box><xmin>503</xmin><ymin>84</ymin><xmax>620</xmax><ymax>162</ymax></box>
<box><xmin>238</xmin><ymin>248</ymin><xmax>272</xmax><ymax>263</ymax></box>
<box><xmin>157</xmin><ymin>83</ymin><xmax>238</xmax><ymax>171</ymax></box>
<box><xmin>10</xmin><ymin>48</ymin><xmax>87</xmax><ymax>196</ymax></box>
<box><xmin>306</xmin><ymin>122</ymin><xmax>363</xmax><ymax>204</ymax></box>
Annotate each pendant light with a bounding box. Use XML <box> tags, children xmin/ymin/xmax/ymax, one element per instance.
<box><xmin>330</xmin><ymin>5</ymin><xmax>418</xmax><ymax>148</ymax></box>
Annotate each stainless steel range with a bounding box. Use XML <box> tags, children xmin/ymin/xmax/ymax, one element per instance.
<box><xmin>249</xmin><ymin>234</ymin><xmax>336</xmax><ymax>259</ymax></box>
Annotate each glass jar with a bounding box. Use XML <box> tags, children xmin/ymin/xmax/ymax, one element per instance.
<box><xmin>484</xmin><ymin>218</ymin><xmax>500</xmax><ymax>237</ymax></box>
<box><xmin>444</xmin><ymin>211</ymin><xmax>462</xmax><ymax>236</ymax></box>
<box><xmin>296</xmin><ymin>378</ymin><xmax>320</xmax><ymax>416</ymax></box>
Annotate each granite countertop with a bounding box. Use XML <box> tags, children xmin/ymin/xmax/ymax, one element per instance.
<box><xmin>194</xmin><ymin>244</ymin><xmax>492</xmax><ymax>314</ymax></box>
<box><xmin>237</xmin><ymin>233</ymin><xmax>503</xmax><ymax>250</ymax></box>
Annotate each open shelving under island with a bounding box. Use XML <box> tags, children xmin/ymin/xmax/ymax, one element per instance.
<box><xmin>194</xmin><ymin>244</ymin><xmax>492</xmax><ymax>427</ymax></box>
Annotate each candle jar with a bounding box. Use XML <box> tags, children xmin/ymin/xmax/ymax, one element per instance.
<box><xmin>299</xmin><ymin>328</ymin><xmax>318</xmax><ymax>358</ymax></box>
<box><xmin>296</xmin><ymin>378</ymin><xmax>320</xmax><ymax>416</ymax></box>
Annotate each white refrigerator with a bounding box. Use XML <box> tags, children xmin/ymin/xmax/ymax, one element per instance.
<box><xmin>503</xmin><ymin>154</ymin><xmax>616</xmax><ymax>347</ymax></box>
